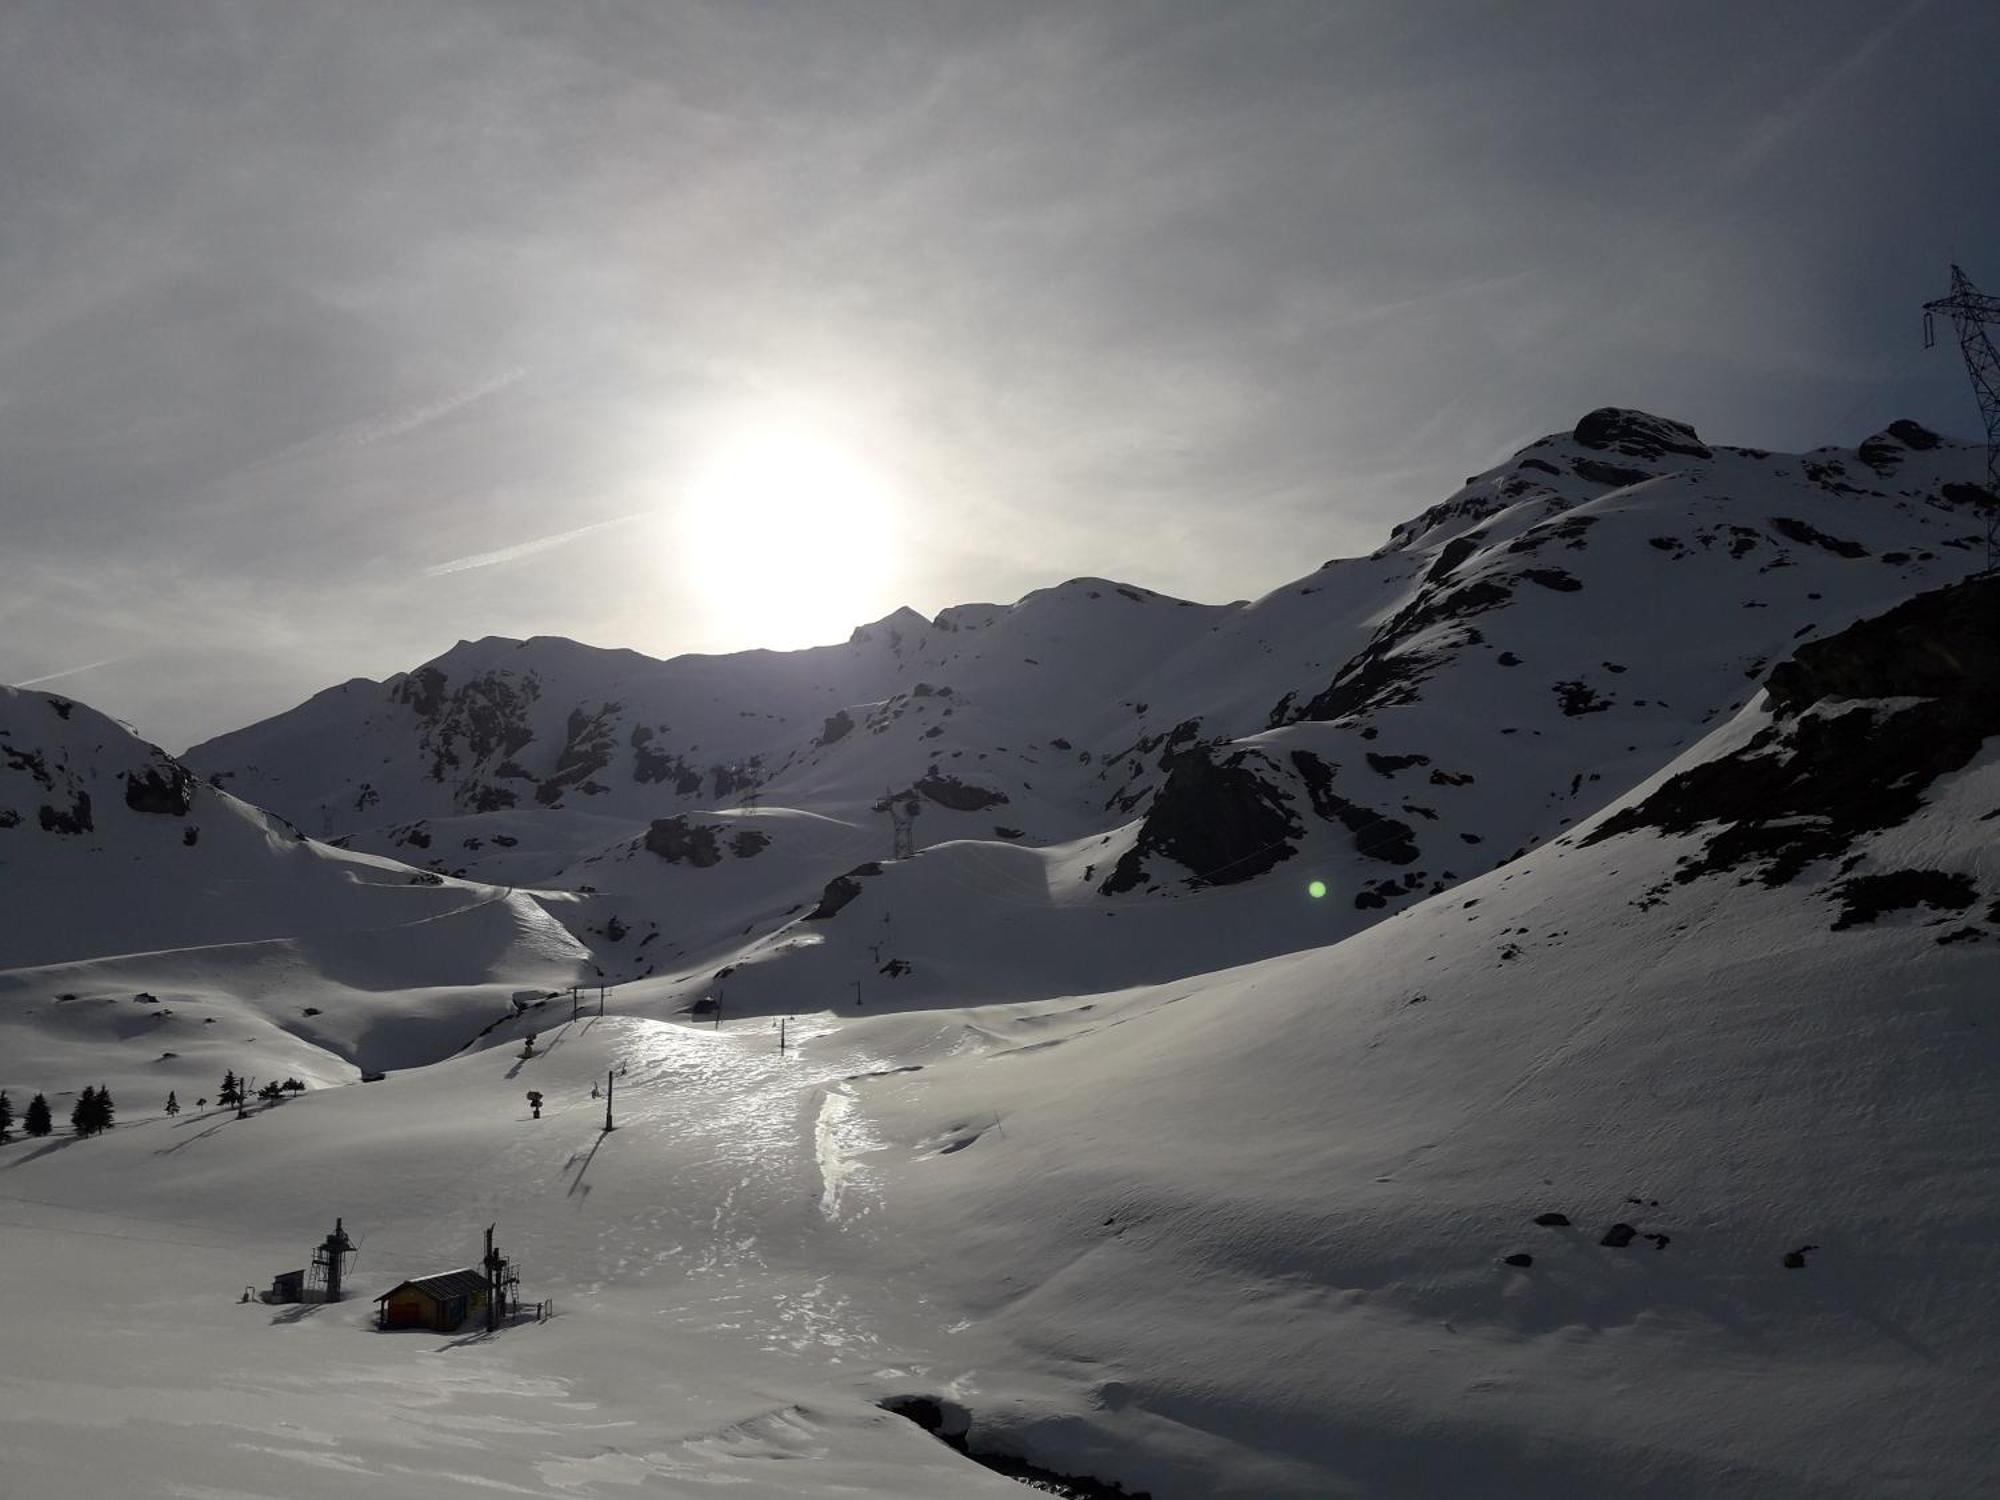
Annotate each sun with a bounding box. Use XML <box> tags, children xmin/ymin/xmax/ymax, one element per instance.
<box><xmin>675</xmin><ymin>423</ymin><xmax>901</xmax><ymax>648</ymax></box>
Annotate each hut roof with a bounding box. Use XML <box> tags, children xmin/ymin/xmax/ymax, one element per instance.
<box><xmin>374</xmin><ymin>1268</ymin><xmax>488</xmax><ymax>1302</ymax></box>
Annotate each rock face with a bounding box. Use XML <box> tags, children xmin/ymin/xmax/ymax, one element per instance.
<box><xmin>805</xmin><ymin>863</ymin><xmax>882</xmax><ymax>921</ymax></box>
<box><xmin>914</xmin><ymin>772</ymin><xmax>1008</xmax><ymax>812</ymax></box>
<box><xmin>1585</xmin><ymin>574</ymin><xmax>1999</xmax><ymax>889</ymax></box>
<box><xmin>1857</xmin><ymin>418</ymin><xmax>1942</xmax><ymax>473</ymax></box>
<box><xmin>1101</xmin><ymin>747</ymin><xmax>1301</xmax><ymax>893</ymax></box>
<box><xmin>642</xmin><ymin>816</ymin><xmax>723</xmax><ymax>867</ymax></box>
<box><xmin>124</xmin><ymin>761</ymin><xmax>195</xmax><ymax>816</ymax></box>
<box><xmin>1571</xmin><ymin>408</ymin><xmax>1712</xmax><ymax>463</ymax></box>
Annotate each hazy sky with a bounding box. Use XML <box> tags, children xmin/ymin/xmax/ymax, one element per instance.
<box><xmin>2</xmin><ymin>0</ymin><xmax>1994</xmax><ymax>750</ymax></box>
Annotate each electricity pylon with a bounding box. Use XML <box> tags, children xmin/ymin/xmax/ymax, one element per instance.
<box><xmin>1923</xmin><ymin>263</ymin><xmax>2000</xmax><ymax>572</ymax></box>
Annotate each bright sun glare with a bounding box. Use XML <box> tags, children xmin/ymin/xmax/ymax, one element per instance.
<box><xmin>676</xmin><ymin>423</ymin><xmax>900</xmax><ymax>649</ymax></box>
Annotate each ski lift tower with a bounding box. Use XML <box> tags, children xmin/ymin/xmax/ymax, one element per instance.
<box><xmin>307</xmin><ymin>1216</ymin><xmax>355</xmax><ymax>1302</ymax></box>
<box><xmin>1923</xmin><ymin>262</ymin><xmax>2000</xmax><ymax>573</ymax></box>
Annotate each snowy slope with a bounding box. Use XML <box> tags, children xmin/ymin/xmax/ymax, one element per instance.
<box><xmin>184</xmin><ymin>411</ymin><xmax>1992</xmax><ymax>1009</ymax></box>
<box><xmin>3</xmin><ymin>572</ymin><xmax>1994</xmax><ymax>1498</ymax></box>
<box><xmin>0</xmin><ymin>685</ymin><xmax>593</xmax><ymax>1105</ymax></box>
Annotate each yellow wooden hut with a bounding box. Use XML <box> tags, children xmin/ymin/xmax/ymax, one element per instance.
<box><xmin>374</xmin><ymin>1269</ymin><xmax>489</xmax><ymax>1331</ymax></box>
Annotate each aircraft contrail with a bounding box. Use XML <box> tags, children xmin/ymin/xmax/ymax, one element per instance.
<box><xmin>13</xmin><ymin>654</ymin><xmax>126</xmax><ymax>687</ymax></box>
<box><xmin>420</xmin><ymin>513</ymin><xmax>650</xmax><ymax>578</ymax></box>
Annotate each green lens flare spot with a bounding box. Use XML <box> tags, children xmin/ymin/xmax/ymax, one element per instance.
<box><xmin>1308</xmin><ymin>880</ymin><xmax>1328</xmax><ymax>899</ymax></box>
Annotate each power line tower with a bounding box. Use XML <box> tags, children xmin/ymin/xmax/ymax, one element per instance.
<box><xmin>1923</xmin><ymin>262</ymin><xmax>2000</xmax><ymax>573</ymax></box>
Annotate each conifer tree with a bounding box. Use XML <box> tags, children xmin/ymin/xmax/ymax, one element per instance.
<box><xmin>165</xmin><ymin>1090</ymin><xmax>180</xmax><ymax>1117</ymax></box>
<box><xmin>0</xmin><ymin>1089</ymin><xmax>11</xmax><ymax>1141</ymax></box>
<box><xmin>218</xmin><ymin>1070</ymin><xmax>240</xmax><ymax>1109</ymax></box>
<box><xmin>71</xmin><ymin>1087</ymin><xmax>99</xmax><ymax>1137</ymax></box>
<box><xmin>96</xmin><ymin>1086</ymin><xmax>115</xmax><ymax>1130</ymax></box>
<box><xmin>23</xmin><ymin>1094</ymin><xmax>52</xmax><ymax>1137</ymax></box>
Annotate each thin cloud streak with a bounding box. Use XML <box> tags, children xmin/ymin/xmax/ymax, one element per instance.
<box><xmin>419</xmin><ymin>513</ymin><xmax>649</xmax><ymax>578</ymax></box>
<box><xmin>248</xmin><ymin>368</ymin><xmax>529</xmax><ymax>477</ymax></box>
<box><xmin>13</xmin><ymin>655</ymin><xmax>128</xmax><ymax>688</ymax></box>
<box><xmin>1721</xmin><ymin>0</ymin><xmax>1932</xmax><ymax>183</ymax></box>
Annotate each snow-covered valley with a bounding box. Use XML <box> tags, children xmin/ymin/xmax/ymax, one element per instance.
<box><xmin>4</xmin><ymin>410</ymin><xmax>1997</xmax><ymax>1497</ymax></box>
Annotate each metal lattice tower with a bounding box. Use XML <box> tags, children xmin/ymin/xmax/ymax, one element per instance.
<box><xmin>1923</xmin><ymin>262</ymin><xmax>2000</xmax><ymax>572</ymax></box>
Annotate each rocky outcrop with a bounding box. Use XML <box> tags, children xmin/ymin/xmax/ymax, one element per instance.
<box><xmin>38</xmin><ymin>790</ymin><xmax>93</xmax><ymax>834</ymax></box>
<box><xmin>1571</xmin><ymin>408</ymin><xmax>1712</xmax><ymax>463</ymax></box>
<box><xmin>643</xmin><ymin>816</ymin><xmax>723</xmax><ymax>867</ymax></box>
<box><xmin>124</xmin><ymin>761</ymin><xmax>195</xmax><ymax>816</ymax></box>
<box><xmin>1585</xmin><ymin>574</ymin><xmax>1999</xmax><ymax>888</ymax></box>
<box><xmin>915</xmin><ymin>771</ymin><xmax>1009</xmax><ymax>812</ymax></box>
<box><xmin>805</xmin><ymin>862</ymin><xmax>882</xmax><ymax>920</ymax></box>
<box><xmin>1857</xmin><ymin>418</ymin><xmax>1941</xmax><ymax>474</ymax></box>
<box><xmin>1101</xmin><ymin>747</ymin><xmax>1300</xmax><ymax>893</ymax></box>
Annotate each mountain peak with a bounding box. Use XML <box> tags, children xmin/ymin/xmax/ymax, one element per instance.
<box><xmin>1570</xmin><ymin>407</ymin><xmax>1712</xmax><ymax>462</ymax></box>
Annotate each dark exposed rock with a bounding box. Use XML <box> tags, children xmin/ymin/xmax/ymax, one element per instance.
<box><xmin>1586</xmin><ymin>575</ymin><xmax>2000</xmax><ymax>887</ymax></box>
<box><xmin>1519</xmin><ymin>567</ymin><xmax>1583</xmax><ymax>593</ymax></box>
<box><xmin>38</xmin><ymin>791</ymin><xmax>93</xmax><ymax>834</ymax></box>
<box><xmin>1423</xmin><ymin>534</ymin><xmax>1485</xmax><ymax>585</ymax></box>
<box><xmin>3</xmin><ymin>744</ymin><xmax>53</xmax><ymax>786</ymax></box>
<box><xmin>1573</xmin><ymin>458</ymin><xmax>1654</xmax><ymax>489</ymax></box>
<box><xmin>643</xmin><ymin>816</ymin><xmax>723</xmax><ymax>867</ymax></box>
<box><xmin>123</xmin><ymin>761</ymin><xmax>195</xmax><ymax>816</ymax></box>
<box><xmin>805</xmin><ymin>862</ymin><xmax>882</xmax><ymax>920</ymax></box>
<box><xmin>1533</xmin><ymin>1212</ymin><xmax>1571</xmax><ymax>1227</ymax></box>
<box><xmin>1503</xmin><ymin>1253</ymin><xmax>1534</xmax><ymax>1268</ymax></box>
<box><xmin>1101</xmin><ymin>747</ymin><xmax>1300</xmax><ymax>893</ymax></box>
<box><xmin>1</xmin><ymin>806</ymin><xmax>24</xmax><ymax>829</ymax></box>
<box><xmin>468</xmin><ymin>784</ymin><xmax>518</xmax><ymax>812</ymax></box>
<box><xmin>1941</xmin><ymin>480</ymin><xmax>1997</xmax><ymax>510</ymax></box>
<box><xmin>817</xmin><ymin>709</ymin><xmax>854</xmax><ymax>746</ymax></box>
<box><xmin>1858</xmin><ymin>419</ymin><xmax>1941</xmax><ymax>473</ymax></box>
<box><xmin>1830</xmin><ymin>869</ymin><xmax>1977</xmax><ymax>930</ymax></box>
<box><xmin>915</xmin><ymin>771</ymin><xmax>1009</xmax><ymax>812</ymax></box>
<box><xmin>1507</xmin><ymin>516</ymin><xmax>1597</xmax><ymax>554</ymax></box>
<box><xmin>1783</xmin><ymin>1243</ymin><xmax>1819</xmax><ymax>1269</ymax></box>
<box><xmin>1769</xmin><ymin>517</ymin><xmax>1868</xmax><ymax>559</ymax></box>
<box><xmin>1573</xmin><ymin>408</ymin><xmax>1711</xmax><ymax>462</ymax></box>
<box><xmin>729</xmin><ymin>829</ymin><xmax>770</xmax><ymax>859</ymax></box>
<box><xmin>1365</xmin><ymin>752</ymin><xmax>1431</xmax><ymax>777</ymax></box>
<box><xmin>1289</xmin><ymin>645</ymin><xmax>1441</xmax><ymax>724</ymax></box>
<box><xmin>182</xmin><ymin>825</ymin><xmax>199</xmax><ymax>846</ymax></box>
<box><xmin>1600</xmin><ymin>1222</ymin><xmax>1638</xmax><ymax>1248</ymax></box>
<box><xmin>394</xmin><ymin>665</ymin><xmax>448</xmax><ymax>719</ymax></box>
<box><xmin>1553</xmin><ymin>680</ymin><xmax>1612</xmax><ymax>716</ymax></box>
<box><xmin>1290</xmin><ymin>753</ymin><xmax>1421</xmax><ymax>864</ymax></box>
<box><xmin>1352</xmin><ymin>873</ymin><xmax>1423</xmax><ymax>910</ymax></box>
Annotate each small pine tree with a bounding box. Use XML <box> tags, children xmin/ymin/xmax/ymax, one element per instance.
<box><xmin>282</xmin><ymin>1078</ymin><xmax>305</xmax><ymax>1095</ymax></box>
<box><xmin>165</xmin><ymin>1090</ymin><xmax>180</xmax><ymax>1117</ymax></box>
<box><xmin>23</xmin><ymin>1094</ymin><xmax>52</xmax><ymax>1137</ymax></box>
<box><xmin>96</xmin><ymin>1086</ymin><xmax>115</xmax><ymax>1130</ymax></box>
<box><xmin>0</xmin><ymin>1089</ymin><xmax>12</xmax><ymax>1141</ymax></box>
<box><xmin>256</xmin><ymin>1080</ymin><xmax>283</xmax><ymax>1103</ymax></box>
<box><xmin>218</xmin><ymin>1070</ymin><xmax>239</xmax><ymax>1107</ymax></box>
<box><xmin>72</xmin><ymin>1087</ymin><xmax>99</xmax><ymax>1138</ymax></box>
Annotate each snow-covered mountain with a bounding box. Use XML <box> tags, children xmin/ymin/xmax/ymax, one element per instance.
<box><xmin>185</xmin><ymin>409</ymin><xmax>1993</xmax><ymax>1003</ymax></box>
<box><xmin>3</xmin><ymin>558</ymin><xmax>1993</xmax><ymax>1498</ymax></box>
<box><xmin>0</xmin><ymin>684</ymin><xmax>592</xmax><ymax>1097</ymax></box>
